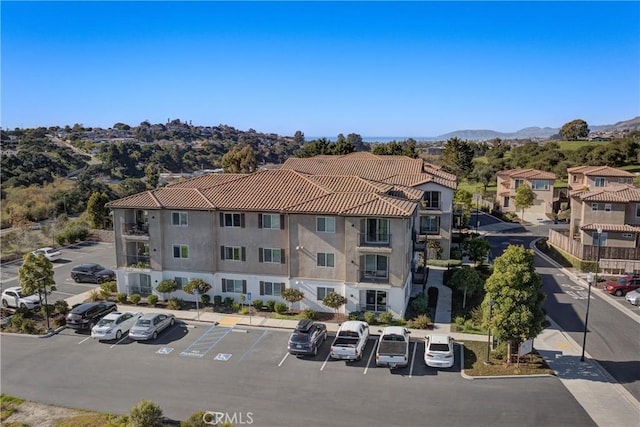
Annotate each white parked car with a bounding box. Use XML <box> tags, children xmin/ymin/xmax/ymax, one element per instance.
<box><xmin>424</xmin><ymin>334</ymin><xmax>454</xmax><ymax>368</ymax></box>
<box><xmin>32</xmin><ymin>247</ymin><xmax>62</xmax><ymax>261</ymax></box>
<box><xmin>1</xmin><ymin>287</ymin><xmax>41</xmax><ymax>310</ymax></box>
<box><xmin>91</xmin><ymin>312</ymin><xmax>142</xmax><ymax>341</ymax></box>
<box><xmin>625</xmin><ymin>289</ymin><xmax>640</xmax><ymax>306</ymax></box>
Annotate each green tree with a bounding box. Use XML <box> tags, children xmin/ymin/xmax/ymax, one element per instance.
<box><xmin>293</xmin><ymin>130</ymin><xmax>305</xmax><ymax>145</ymax></box>
<box><xmin>86</xmin><ymin>192</ymin><xmax>110</xmax><ymax>229</ymax></box>
<box><xmin>449</xmin><ymin>266</ymin><xmax>483</xmax><ymax>309</ymax></box>
<box><xmin>462</xmin><ymin>237</ymin><xmax>491</xmax><ymax>267</ymax></box>
<box><xmin>322</xmin><ymin>292</ymin><xmax>346</xmax><ymax>314</ymax></box>
<box><xmin>281</xmin><ymin>288</ymin><xmax>305</xmax><ymax>310</ymax></box>
<box><xmin>117</xmin><ymin>178</ymin><xmax>147</xmax><ymax>197</ymax></box>
<box><xmin>483</xmin><ymin>245</ymin><xmax>545</xmax><ymax>365</ymax></box>
<box><xmin>559</xmin><ymin>119</ymin><xmax>589</xmax><ymax>140</ymax></box>
<box><xmin>156</xmin><ymin>279</ymin><xmax>179</xmax><ymax>301</ymax></box>
<box><xmin>333</xmin><ymin>134</ymin><xmax>356</xmax><ymax>155</ymax></box>
<box><xmin>129</xmin><ymin>400</ymin><xmax>164</xmax><ymax>427</ymax></box>
<box><xmin>145</xmin><ymin>163</ymin><xmax>161</xmax><ymax>189</ymax></box>
<box><xmin>440</xmin><ymin>137</ymin><xmax>474</xmax><ymax>178</ymax></box>
<box><xmin>453</xmin><ymin>189</ymin><xmax>473</xmax><ymax>213</ymax></box>
<box><xmin>221</xmin><ymin>145</ymin><xmax>257</xmax><ymax>173</ymax></box>
<box><xmin>514</xmin><ymin>184</ymin><xmax>536</xmax><ymax>223</ymax></box>
<box><xmin>184</xmin><ymin>278</ymin><xmax>212</xmax><ymax>296</ymax></box>
<box><xmin>18</xmin><ymin>252</ymin><xmax>56</xmax><ymax>306</ymax></box>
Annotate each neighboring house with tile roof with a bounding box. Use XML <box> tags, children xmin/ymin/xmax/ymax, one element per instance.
<box><xmin>106</xmin><ymin>154</ymin><xmax>457</xmax><ymax>317</ymax></box>
<box><xmin>495</xmin><ymin>169</ymin><xmax>556</xmax><ymax>219</ymax></box>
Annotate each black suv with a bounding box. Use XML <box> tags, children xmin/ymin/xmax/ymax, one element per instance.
<box><xmin>66</xmin><ymin>302</ymin><xmax>117</xmax><ymax>330</ymax></box>
<box><xmin>287</xmin><ymin>319</ymin><xmax>327</xmax><ymax>357</ymax></box>
<box><xmin>71</xmin><ymin>263</ymin><xmax>115</xmax><ymax>284</ymax></box>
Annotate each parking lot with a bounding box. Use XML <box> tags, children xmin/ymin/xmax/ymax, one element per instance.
<box><xmin>55</xmin><ymin>319</ymin><xmax>460</xmax><ymax>380</ymax></box>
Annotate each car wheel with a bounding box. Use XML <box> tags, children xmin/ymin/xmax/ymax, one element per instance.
<box><xmin>116</xmin><ymin>330</ymin><xmax>122</xmax><ymax>340</ymax></box>
<box><xmin>152</xmin><ymin>331</ymin><xmax>158</xmax><ymax>340</ymax></box>
<box><xmin>323</xmin><ymin>332</ymin><xmax>327</xmax><ymax>341</ymax></box>
<box><xmin>615</xmin><ymin>290</ymin><xmax>623</xmax><ymax>296</ymax></box>
<box><xmin>19</xmin><ymin>303</ymin><xmax>27</xmax><ymax>309</ymax></box>
<box><xmin>313</xmin><ymin>346</ymin><xmax>318</xmax><ymax>356</ymax></box>
<box><xmin>73</xmin><ymin>276</ymin><xmax>81</xmax><ymax>283</ymax></box>
<box><xmin>170</xmin><ymin>318</ymin><xmax>175</xmax><ymax>326</ymax></box>
<box><xmin>1</xmin><ymin>299</ymin><xmax>8</xmax><ymax>308</ymax></box>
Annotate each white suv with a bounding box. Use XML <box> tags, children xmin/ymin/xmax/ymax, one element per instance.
<box><xmin>1</xmin><ymin>287</ymin><xmax>42</xmax><ymax>310</ymax></box>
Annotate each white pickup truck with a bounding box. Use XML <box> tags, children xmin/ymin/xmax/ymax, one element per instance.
<box><xmin>330</xmin><ymin>321</ymin><xmax>370</xmax><ymax>361</ymax></box>
<box><xmin>376</xmin><ymin>326</ymin><xmax>410</xmax><ymax>368</ymax></box>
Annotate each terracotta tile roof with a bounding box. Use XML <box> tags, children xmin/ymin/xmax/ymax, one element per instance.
<box><xmin>287</xmin><ymin>192</ymin><xmax>417</xmax><ymax>216</ymax></box>
<box><xmin>167</xmin><ymin>173</ymin><xmax>247</xmax><ymax>188</ymax></box>
<box><xmin>567</xmin><ymin>165</ymin><xmax>635</xmax><ymax>177</ymax></box>
<box><xmin>581</xmin><ymin>223</ymin><xmax>640</xmax><ymax>233</ymax></box>
<box><xmin>573</xmin><ymin>185</ymin><xmax>640</xmax><ymax>203</ymax></box>
<box><xmin>281</xmin><ymin>153</ymin><xmax>457</xmax><ymax>189</ymax></box>
<box><xmin>496</xmin><ymin>168</ymin><xmax>556</xmax><ymax>180</ymax></box>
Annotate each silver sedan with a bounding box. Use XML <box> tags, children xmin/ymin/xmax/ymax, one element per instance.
<box><xmin>129</xmin><ymin>313</ymin><xmax>175</xmax><ymax>341</ymax></box>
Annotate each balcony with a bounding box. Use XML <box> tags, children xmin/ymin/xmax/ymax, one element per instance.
<box><xmin>123</xmin><ymin>223</ymin><xmax>149</xmax><ymax>237</ymax></box>
<box><xmin>358</xmin><ymin>269</ymin><xmax>390</xmax><ymax>284</ymax></box>
<box><xmin>419</xmin><ymin>201</ymin><xmax>442</xmax><ymax>212</ymax></box>
<box><xmin>359</xmin><ymin>233</ymin><xmax>391</xmax><ymax>247</ymax></box>
<box><xmin>126</xmin><ymin>255</ymin><xmax>151</xmax><ymax>270</ymax></box>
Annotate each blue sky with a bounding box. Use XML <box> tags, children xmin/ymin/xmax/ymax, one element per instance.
<box><xmin>2</xmin><ymin>1</ymin><xmax>639</xmax><ymax>137</ymax></box>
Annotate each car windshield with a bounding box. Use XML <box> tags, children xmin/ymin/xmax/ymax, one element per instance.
<box><xmin>97</xmin><ymin>318</ymin><xmax>114</xmax><ymax>327</ymax></box>
<box><xmin>90</xmin><ymin>265</ymin><xmax>104</xmax><ymax>272</ymax></box>
<box><xmin>428</xmin><ymin>343</ymin><xmax>451</xmax><ymax>352</ymax></box>
<box><xmin>14</xmin><ymin>290</ymin><xmax>24</xmax><ymax>297</ymax></box>
<box><xmin>137</xmin><ymin>319</ymin><xmax>152</xmax><ymax>327</ymax></box>
<box><xmin>290</xmin><ymin>332</ymin><xmax>309</xmax><ymax>343</ymax></box>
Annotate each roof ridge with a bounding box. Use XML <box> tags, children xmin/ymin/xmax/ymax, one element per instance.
<box><xmin>374</xmin><ymin>193</ymin><xmax>414</xmax><ymax>216</ymax></box>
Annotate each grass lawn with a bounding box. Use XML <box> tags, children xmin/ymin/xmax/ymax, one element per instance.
<box><xmin>462</xmin><ymin>340</ymin><xmax>554</xmax><ymax>376</ymax></box>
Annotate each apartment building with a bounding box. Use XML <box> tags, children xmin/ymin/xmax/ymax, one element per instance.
<box><xmin>495</xmin><ymin>168</ymin><xmax>556</xmax><ymax>218</ymax></box>
<box><xmin>106</xmin><ymin>153</ymin><xmax>457</xmax><ymax>317</ymax></box>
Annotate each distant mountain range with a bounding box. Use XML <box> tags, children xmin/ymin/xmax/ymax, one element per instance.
<box><xmin>430</xmin><ymin>116</ymin><xmax>640</xmax><ymax>142</ymax></box>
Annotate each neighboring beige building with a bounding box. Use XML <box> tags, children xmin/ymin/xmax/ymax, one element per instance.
<box><xmin>106</xmin><ymin>153</ymin><xmax>457</xmax><ymax>317</ymax></box>
<box><xmin>495</xmin><ymin>169</ymin><xmax>556</xmax><ymax>219</ymax></box>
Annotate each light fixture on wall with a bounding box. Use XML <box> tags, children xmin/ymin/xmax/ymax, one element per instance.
<box><xmin>296</xmin><ymin>245</ymin><xmax>304</xmax><ymax>250</ymax></box>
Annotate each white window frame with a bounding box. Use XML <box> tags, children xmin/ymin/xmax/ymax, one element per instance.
<box><xmin>364</xmin><ymin>254</ymin><xmax>389</xmax><ymax>278</ymax></box>
<box><xmin>594</xmin><ymin>177</ymin><xmax>606</xmax><ymax>187</ymax></box>
<box><xmin>316</xmin><ymin>216</ymin><xmax>336</xmax><ymax>233</ymax></box>
<box><xmin>225</xmin><ymin>279</ymin><xmax>244</xmax><ymax>293</ymax></box>
<box><xmin>622</xmin><ymin>233</ymin><xmax>633</xmax><ymax>239</ymax></box>
<box><xmin>317</xmin><ymin>287</ymin><xmax>335</xmax><ymax>301</ymax></box>
<box><xmin>224</xmin><ymin>246</ymin><xmax>243</xmax><ymax>261</ymax></box>
<box><xmin>531</xmin><ymin>180</ymin><xmax>550</xmax><ymax>191</ymax></box>
<box><xmin>317</xmin><ymin>252</ymin><xmax>335</xmax><ymax>268</ymax></box>
<box><xmin>591</xmin><ymin>203</ymin><xmax>598</xmax><ymax>212</ymax></box>
<box><xmin>223</xmin><ymin>213</ymin><xmax>242</xmax><ymax>228</ymax></box>
<box><xmin>261</xmin><ymin>281</ymin><xmax>284</xmax><ymax>296</ymax></box>
<box><xmin>604</xmin><ymin>204</ymin><xmax>612</xmax><ymax>212</ymax></box>
<box><xmin>172</xmin><ymin>245</ymin><xmax>189</xmax><ymax>259</ymax></box>
<box><xmin>262</xmin><ymin>214</ymin><xmax>281</xmax><ymax>230</ymax></box>
<box><xmin>171</xmin><ymin>211</ymin><xmax>188</xmax><ymax>226</ymax></box>
<box><xmin>174</xmin><ymin>277</ymin><xmax>188</xmax><ymax>290</ymax></box>
<box><xmin>262</xmin><ymin>248</ymin><xmax>282</xmax><ymax>263</ymax></box>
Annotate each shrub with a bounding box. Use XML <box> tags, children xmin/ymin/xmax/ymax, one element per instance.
<box><xmin>101</xmin><ymin>281</ymin><xmax>117</xmax><ymax>293</ymax></box>
<box><xmin>10</xmin><ymin>312</ymin><xmax>25</xmax><ymax>329</ymax></box>
<box><xmin>54</xmin><ymin>316</ymin><xmax>67</xmax><ymax>327</ymax></box>
<box><xmin>200</xmin><ymin>294</ymin><xmax>211</xmax><ymax>306</ymax></box>
<box><xmin>54</xmin><ymin>300</ymin><xmax>69</xmax><ymax>315</ymax></box>
<box><xmin>379</xmin><ymin>311</ymin><xmax>394</xmax><ymax>324</ymax></box>
<box><xmin>239</xmin><ymin>306</ymin><xmax>250</xmax><ymax>315</ymax></box>
<box><xmin>100</xmin><ymin>287</ymin><xmax>112</xmax><ymax>300</ymax></box>
<box><xmin>20</xmin><ymin>319</ymin><xmax>37</xmax><ymax>334</ymax></box>
<box><xmin>232</xmin><ymin>303</ymin><xmax>241</xmax><ymax>312</ymax></box>
<box><xmin>116</xmin><ymin>293</ymin><xmax>128</xmax><ymax>303</ymax></box>
<box><xmin>167</xmin><ymin>298</ymin><xmax>183</xmax><ymax>310</ymax></box>
<box><xmin>463</xmin><ymin>319</ymin><xmax>475</xmax><ymax>331</ymax></box>
<box><xmin>301</xmin><ymin>308</ymin><xmax>318</xmax><ymax>320</ymax></box>
<box><xmin>40</xmin><ymin>304</ymin><xmax>55</xmax><ymax>319</ymax></box>
<box><xmin>364</xmin><ymin>311</ymin><xmax>377</xmax><ymax>325</ymax></box>
<box><xmin>274</xmin><ymin>302</ymin><xmax>287</xmax><ymax>314</ymax></box>
<box><xmin>454</xmin><ymin>315</ymin><xmax>466</xmax><ymax>326</ymax></box>
<box><xmin>130</xmin><ymin>294</ymin><xmax>142</xmax><ymax>305</ymax></box>
<box><xmin>266</xmin><ymin>300</ymin><xmax>276</xmax><ymax>312</ymax></box>
<box><xmin>146</xmin><ymin>294</ymin><xmax>159</xmax><ymax>306</ymax></box>
<box><xmin>252</xmin><ymin>299</ymin><xmax>264</xmax><ymax>310</ymax></box>
<box><xmin>156</xmin><ymin>279</ymin><xmax>178</xmax><ymax>300</ymax></box>
<box><xmin>181</xmin><ymin>411</ymin><xmax>209</xmax><ymax>427</ymax></box>
<box><xmin>348</xmin><ymin>311</ymin><xmax>362</xmax><ymax>320</ymax></box>
<box><xmin>224</xmin><ymin>297</ymin><xmax>234</xmax><ymax>308</ymax></box>
<box><xmin>411</xmin><ymin>296</ymin><xmax>428</xmax><ymax>314</ymax></box>
<box><xmin>87</xmin><ymin>289</ymin><xmax>102</xmax><ymax>302</ymax></box>
<box><xmin>411</xmin><ymin>314</ymin><xmax>432</xmax><ymax>329</ymax></box>
<box><xmin>129</xmin><ymin>400</ymin><xmax>164</xmax><ymax>427</ymax></box>
<box><xmin>213</xmin><ymin>295</ymin><xmax>223</xmax><ymax>306</ymax></box>
<box><xmin>470</xmin><ymin>306</ymin><xmax>484</xmax><ymax>325</ymax></box>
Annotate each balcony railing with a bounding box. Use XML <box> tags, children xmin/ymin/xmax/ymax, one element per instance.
<box><xmin>126</xmin><ymin>255</ymin><xmax>151</xmax><ymax>269</ymax></box>
<box><xmin>359</xmin><ymin>233</ymin><xmax>391</xmax><ymax>247</ymax></box>
<box><xmin>357</xmin><ymin>303</ymin><xmax>388</xmax><ymax>313</ymax></box>
<box><xmin>420</xmin><ymin>200</ymin><xmax>441</xmax><ymax>210</ymax></box>
<box><xmin>123</xmin><ymin>223</ymin><xmax>149</xmax><ymax>236</ymax></box>
<box><xmin>358</xmin><ymin>269</ymin><xmax>390</xmax><ymax>284</ymax></box>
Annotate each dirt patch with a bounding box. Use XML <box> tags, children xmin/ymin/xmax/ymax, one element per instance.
<box><xmin>4</xmin><ymin>400</ymin><xmax>82</xmax><ymax>427</ymax></box>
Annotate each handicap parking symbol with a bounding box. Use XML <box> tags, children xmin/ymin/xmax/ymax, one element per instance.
<box><xmin>214</xmin><ymin>353</ymin><xmax>232</xmax><ymax>361</ymax></box>
<box><xmin>157</xmin><ymin>347</ymin><xmax>174</xmax><ymax>355</ymax></box>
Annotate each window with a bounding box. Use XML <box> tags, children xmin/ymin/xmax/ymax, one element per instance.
<box><xmin>636</xmin><ymin>204</ymin><xmax>640</xmax><ymax>218</ymax></box>
<box><xmin>420</xmin><ymin>215</ymin><xmax>440</xmax><ymax>235</ymax></box>
<box><xmin>317</xmin><ymin>252</ymin><xmax>335</xmax><ymax>268</ymax></box>
<box><xmin>172</xmin><ymin>245</ymin><xmax>188</xmax><ymax>259</ymax></box>
<box><xmin>260</xmin><ymin>281</ymin><xmax>285</xmax><ymax>296</ymax></box>
<box><xmin>364</xmin><ymin>254</ymin><xmax>388</xmax><ymax>278</ymax></box>
<box><xmin>317</xmin><ymin>287</ymin><xmax>335</xmax><ymax>301</ymax></box>
<box><xmin>365</xmin><ymin>290</ymin><xmax>387</xmax><ymax>312</ymax></box>
<box><xmin>514</xmin><ymin>179</ymin><xmax>524</xmax><ymax>189</ymax></box>
<box><xmin>422</xmin><ymin>191</ymin><xmax>441</xmax><ymax>209</ymax></box>
<box><xmin>366</xmin><ymin>218</ymin><xmax>389</xmax><ymax>243</ymax></box>
<box><xmin>622</xmin><ymin>233</ymin><xmax>633</xmax><ymax>239</ymax></box>
<box><xmin>531</xmin><ymin>180</ymin><xmax>550</xmax><ymax>190</ymax></box>
<box><xmin>171</xmin><ymin>212</ymin><xmax>188</xmax><ymax>226</ymax></box>
<box><xmin>604</xmin><ymin>204</ymin><xmax>612</xmax><ymax>212</ymax></box>
<box><xmin>572</xmin><ymin>175</ymin><xmax>579</xmax><ymax>182</ymax></box>
<box><xmin>594</xmin><ymin>177</ymin><xmax>606</xmax><ymax>187</ymax></box>
<box><xmin>259</xmin><ymin>213</ymin><xmax>283</xmax><ymax>230</ymax></box>
<box><xmin>259</xmin><ymin>248</ymin><xmax>285</xmax><ymax>264</ymax></box>
<box><xmin>221</xmin><ymin>246</ymin><xmax>246</xmax><ymax>261</ymax></box>
<box><xmin>503</xmin><ymin>197</ymin><xmax>510</xmax><ymax>208</ymax></box>
<box><xmin>316</xmin><ymin>217</ymin><xmax>336</xmax><ymax>233</ymax></box>
<box><xmin>591</xmin><ymin>203</ymin><xmax>598</xmax><ymax>212</ymax></box>
<box><xmin>174</xmin><ymin>277</ymin><xmax>188</xmax><ymax>290</ymax></box>
<box><xmin>222</xmin><ymin>278</ymin><xmax>246</xmax><ymax>293</ymax></box>
<box><xmin>220</xmin><ymin>212</ymin><xmax>245</xmax><ymax>228</ymax></box>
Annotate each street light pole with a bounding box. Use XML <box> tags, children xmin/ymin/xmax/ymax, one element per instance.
<box><xmin>475</xmin><ymin>195</ymin><xmax>480</xmax><ymax>233</ymax></box>
<box><xmin>484</xmin><ymin>299</ymin><xmax>494</xmax><ymax>365</ymax></box>
<box><xmin>580</xmin><ymin>227</ymin><xmax>601</xmax><ymax>362</ymax></box>
<box><xmin>38</xmin><ymin>277</ymin><xmax>51</xmax><ymax>332</ymax></box>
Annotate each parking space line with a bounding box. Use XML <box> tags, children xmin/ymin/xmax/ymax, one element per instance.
<box><xmin>363</xmin><ymin>338</ymin><xmax>377</xmax><ymax>375</ymax></box>
<box><xmin>238</xmin><ymin>330</ymin><xmax>268</xmax><ymax>362</ymax></box>
<box><xmin>320</xmin><ymin>352</ymin><xmax>331</xmax><ymax>371</ymax></box>
<box><xmin>180</xmin><ymin>325</ymin><xmax>232</xmax><ymax>358</ymax></box>
<box><xmin>277</xmin><ymin>352</ymin><xmax>289</xmax><ymax>367</ymax></box>
<box><xmin>409</xmin><ymin>341</ymin><xmax>418</xmax><ymax>378</ymax></box>
<box><xmin>77</xmin><ymin>336</ymin><xmax>91</xmax><ymax>344</ymax></box>
<box><xmin>110</xmin><ymin>335</ymin><xmax>130</xmax><ymax>348</ymax></box>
